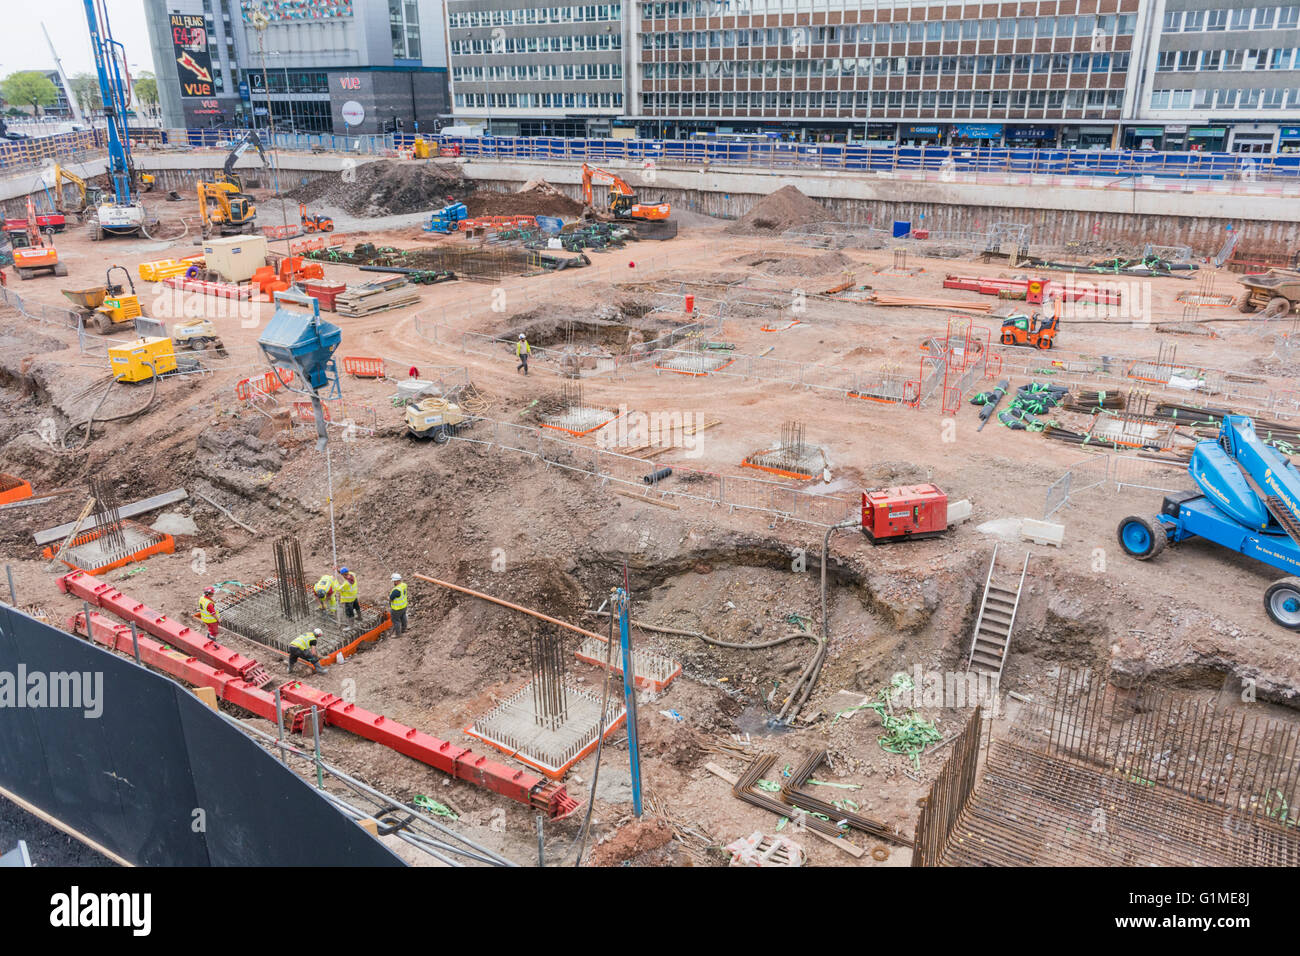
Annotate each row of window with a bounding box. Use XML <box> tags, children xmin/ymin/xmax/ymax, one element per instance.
<box><xmin>250</xmin><ymin>71</ymin><xmax>331</xmax><ymax>95</ymax></box>
<box><xmin>1162</xmin><ymin>7</ymin><xmax>1300</xmax><ymax>33</ymax></box>
<box><xmin>1150</xmin><ymin>87</ymin><xmax>1295</xmax><ymax>110</ymax></box>
<box><xmin>454</xmin><ymin>91</ymin><xmax>624</xmax><ymax>109</ymax></box>
<box><xmin>1157</xmin><ymin>48</ymin><xmax>1300</xmax><ymax>72</ymax></box>
<box><xmin>639</xmin><ymin>87</ymin><xmax>1124</xmax><ymax>111</ymax></box>
<box><xmin>452</xmin><ymin>63</ymin><xmax>624</xmax><ymax>82</ymax></box>
<box><xmin>639</xmin><ymin>12</ymin><xmax>1137</xmax><ymax>43</ymax></box>
<box><xmin>642</xmin><ymin>52</ymin><xmax>1131</xmax><ymax>78</ymax></box>
<box><xmin>451</xmin><ymin>34</ymin><xmax>622</xmax><ymax>54</ymax></box>
<box><xmin>449</xmin><ymin>4</ymin><xmax>621</xmax><ymax>27</ymax></box>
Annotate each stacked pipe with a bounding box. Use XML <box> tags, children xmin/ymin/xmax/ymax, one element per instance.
<box><xmin>780</xmin><ymin>750</ymin><xmax>912</xmax><ymax>847</ymax></box>
<box><xmin>1064</xmin><ymin>390</ymin><xmax>1127</xmax><ymax>413</ymax></box>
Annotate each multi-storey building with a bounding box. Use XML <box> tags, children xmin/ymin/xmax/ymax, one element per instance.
<box><xmin>145</xmin><ymin>0</ymin><xmax>450</xmax><ymax>134</ymax></box>
<box><xmin>444</xmin><ymin>2</ymin><xmax>626</xmax><ymax>136</ymax></box>
<box><xmin>1130</xmin><ymin>2</ymin><xmax>1300</xmax><ymax>152</ymax></box>
<box><xmin>631</xmin><ymin>1</ymin><xmax>1139</xmax><ymax>147</ymax></box>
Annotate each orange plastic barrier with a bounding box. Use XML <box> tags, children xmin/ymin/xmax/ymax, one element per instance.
<box><xmin>0</xmin><ymin>473</ymin><xmax>33</xmax><ymax>505</ymax></box>
<box><xmin>341</xmin><ymin>356</ymin><xmax>385</xmax><ymax>378</ymax></box>
<box><xmin>235</xmin><ymin>369</ymin><xmax>295</xmax><ymax>401</ymax></box>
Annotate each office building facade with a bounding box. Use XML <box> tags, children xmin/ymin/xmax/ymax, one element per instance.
<box><xmin>440</xmin><ymin>0</ymin><xmax>1300</xmax><ymax>152</ymax></box>
<box><xmin>145</xmin><ymin>0</ymin><xmax>450</xmax><ymax>134</ymax></box>
<box><xmin>445</xmin><ymin>2</ymin><xmax>626</xmax><ymax>136</ymax></box>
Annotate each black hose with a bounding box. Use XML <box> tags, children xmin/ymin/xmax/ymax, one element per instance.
<box><xmin>62</xmin><ymin>361</ymin><xmax>160</xmax><ymax>450</ymax></box>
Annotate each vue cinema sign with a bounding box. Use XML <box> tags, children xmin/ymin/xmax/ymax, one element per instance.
<box><xmin>170</xmin><ymin>14</ymin><xmax>215</xmax><ymax>98</ymax></box>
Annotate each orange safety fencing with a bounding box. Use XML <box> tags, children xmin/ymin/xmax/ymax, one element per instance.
<box><xmin>290</xmin><ymin>234</ymin><xmax>347</xmax><ymax>255</ymax></box>
<box><xmin>235</xmin><ymin>368</ymin><xmax>296</xmax><ymax>401</ymax></box>
<box><xmin>341</xmin><ymin>356</ymin><xmax>385</xmax><ymax>378</ymax></box>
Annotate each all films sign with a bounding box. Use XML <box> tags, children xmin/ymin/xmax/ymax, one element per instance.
<box><xmin>170</xmin><ymin>14</ymin><xmax>214</xmax><ymax>98</ymax></box>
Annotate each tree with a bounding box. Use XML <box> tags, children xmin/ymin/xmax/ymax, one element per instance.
<box><xmin>133</xmin><ymin>72</ymin><xmax>158</xmax><ymax>113</ymax></box>
<box><xmin>69</xmin><ymin>72</ymin><xmax>103</xmax><ymax>115</ymax></box>
<box><xmin>1</xmin><ymin>71</ymin><xmax>59</xmax><ymax>116</ymax></box>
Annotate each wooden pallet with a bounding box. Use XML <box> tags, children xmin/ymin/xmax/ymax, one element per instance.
<box><xmin>334</xmin><ymin>279</ymin><xmax>421</xmax><ymax>316</ymax></box>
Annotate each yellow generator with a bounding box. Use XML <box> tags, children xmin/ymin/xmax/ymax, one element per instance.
<box><xmin>405</xmin><ymin>397</ymin><xmax>471</xmax><ymax>443</ymax></box>
<box><xmin>109</xmin><ymin>337</ymin><xmax>177</xmax><ymax>383</ymax></box>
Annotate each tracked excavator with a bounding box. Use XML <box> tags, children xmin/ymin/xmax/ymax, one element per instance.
<box><xmin>1117</xmin><ymin>414</ymin><xmax>1300</xmax><ymax>629</ymax></box>
<box><xmin>579</xmin><ymin>163</ymin><xmax>676</xmax><ymax>240</ymax></box>
<box><xmin>198</xmin><ymin>129</ymin><xmax>268</xmax><ymax>239</ymax></box>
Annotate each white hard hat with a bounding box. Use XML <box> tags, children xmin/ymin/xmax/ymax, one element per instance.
<box><xmin>313</xmin><ymin>628</ymin><xmax>323</xmax><ymax>636</ymax></box>
<box><xmin>391</xmin><ymin>573</ymin><xmax>402</xmax><ymax>581</ymax></box>
<box><xmin>518</xmin><ymin>333</ymin><xmax>525</xmax><ymax>339</ymax></box>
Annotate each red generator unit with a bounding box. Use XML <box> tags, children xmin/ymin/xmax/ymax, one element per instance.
<box><xmin>861</xmin><ymin>484</ymin><xmax>949</xmax><ymax>544</ymax></box>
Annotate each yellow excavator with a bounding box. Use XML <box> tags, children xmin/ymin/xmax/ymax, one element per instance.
<box><xmin>197</xmin><ymin>130</ymin><xmax>267</xmax><ymax>239</ymax></box>
<box><xmin>52</xmin><ymin>164</ymin><xmax>103</xmax><ymax>219</ymax></box>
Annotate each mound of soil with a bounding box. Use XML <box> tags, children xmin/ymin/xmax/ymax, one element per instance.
<box><xmin>734</xmin><ymin>250</ymin><xmax>855</xmax><ymax>277</ymax></box>
<box><xmin>286</xmin><ymin>160</ymin><xmax>466</xmax><ymax>216</ymax></box>
<box><xmin>725</xmin><ymin>185</ymin><xmax>831</xmax><ymax>236</ymax></box>
<box><xmin>464</xmin><ymin>185</ymin><xmax>583</xmax><ymax>219</ymax></box>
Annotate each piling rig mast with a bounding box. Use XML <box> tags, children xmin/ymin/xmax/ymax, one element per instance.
<box><xmin>81</xmin><ymin>0</ymin><xmax>149</xmax><ymax>240</ymax></box>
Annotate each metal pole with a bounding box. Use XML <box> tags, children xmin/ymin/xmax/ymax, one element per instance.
<box><xmin>129</xmin><ymin>621</ymin><xmax>141</xmax><ymax>664</ymax></box>
<box><xmin>614</xmin><ymin>587</ymin><xmax>643</xmax><ymax>817</ymax></box>
<box><xmin>82</xmin><ymin>601</ymin><xmax>92</xmax><ymax>638</ymax></box>
<box><xmin>274</xmin><ymin>686</ymin><xmax>287</xmax><ymax>764</ymax></box>
<box><xmin>325</xmin><ymin>443</ymin><xmax>338</xmax><ymax>571</ymax></box>
<box><xmin>312</xmin><ymin>705</ymin><xmax>323</xmax><ymax>788</ymax></box>
<box><xmin>535</xmin><ymin>813</ymin><xmax>545</xmax><ymax>867</ymax></box>
<box><xmin>5</xmin><ymin>564</ymin><xmax>15</xmax><ymax>605</ymax></box>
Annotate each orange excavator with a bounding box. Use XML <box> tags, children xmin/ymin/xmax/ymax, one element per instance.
<box><xmin>580</xmin><ymin>163</ymin><xmax>671</xmax><ymax>222</ymax></box>
<box><xmin>9</xmin><ymin>197</ymin><xmax>66</xmax><ymax>279</ymax></box>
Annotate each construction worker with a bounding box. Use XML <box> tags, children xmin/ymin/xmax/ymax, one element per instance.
<box><xmin>515</xmin><ymin>333</ymin><xmax>531</xmax><ymax>375</ymax></box>
<box><xmin>288</xmin><ymin>629</ymin><xmax>328</xmax><ymax>675</ymax></box>
<box><xmin>338</xmin><ymin>567</ymin><xmax>359</xmax><ymax>619</ymax></box>
<box><xmin>389</xmin><ymin>573</ymin><xmax>409</xmax><ymax>636</ymax></box>
<box><xmin>314</xmin><ymin>573</ymin><xmax>339</xmax><ymax>616</ymax></box>
<box><xmin>198</xmin><ymin>586</ymin><xmax>220</xmax><ymax>639</ymax></box>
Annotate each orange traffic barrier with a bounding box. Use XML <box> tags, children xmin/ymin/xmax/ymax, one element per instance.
<box><xmin>341</xmin><ymin>356</ymin><xmax>385</xmax><ymax>378</ymax></box>
<box><xmin>0</xmin><ymin>473</ymin><xmax>33</xmax><ymax>505</ymax></box>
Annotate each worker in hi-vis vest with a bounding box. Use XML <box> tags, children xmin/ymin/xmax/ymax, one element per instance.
<box><xmin>288</xmin><ymin>629</ymin><xmax>327</xmax><ymax>675</ymax></box>
<box><xmin>389</xmin><ymin>573</ymin><xmax>409</xmax><ymax>637</ymax></box>
<box><xmin>314</xmin><ymin>574</ymin><xmax>339</xmax><ymax>615</ymax></box>
<box><xmin>338</xmin><ymin>567</ymin><xmax>359</xmax><ymax>619</ymax></box>
<box><xmin>515</xmin><ymin>333</ymin><xmax>531</xmax><ymax>375</ymax></box>
<box><xmin>198</xmin><ymin>586</ymin><xmax>220</xmax><ymax>638</ymax></box>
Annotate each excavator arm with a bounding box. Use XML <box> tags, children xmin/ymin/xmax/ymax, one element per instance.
<box><xmin>222</xmin><ymin>130</ymin><xmax>268</xmax><ymax>190</ymax></box>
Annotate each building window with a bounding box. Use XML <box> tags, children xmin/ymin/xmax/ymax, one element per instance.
<box><xmin>1230</xmin><ymin>9</ymin><xmax>1252</xmax><ymax>30</ymax></box>
<box><xmin>1183</xmin><ymin>10</ymin><xmax>1205</xmax><ymax>31</ymax></box>
<box><xmin>1207</xmin><ymin>9</ymin><xmax>1229</xmax><ymax>31</ymax></box>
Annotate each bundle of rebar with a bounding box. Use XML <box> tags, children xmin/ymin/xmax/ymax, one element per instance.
<box><xmin>781</xmin><ymin>750</ymin><xmax>913</xmax><ymax>847</ymax></box>
<box><xmin>87</xmin><ymin>477</ymin><xmax>126</xmax><ymax>555</ymax></box>
<box><xmin>273</xmin><ymin>535</ymin><xmax>310</xmax><ymax>620</ymax></box>
<box><xmin>530</xmin><ymin>628</ymin><xmax>569</xmax><ymax>731</ymax></box>
<box><xmin>732</xmin><ymin>753</ymin><xmax>850</xmax><ymax>839</ymax></box>
<box><xmin>779</xmin><ymin>421</ymin><xmax>807</xmax><ymax>462</ymax></box>
<box><xmin>1064</xmin><ymin>389</ymin><xmax>1127</xmax><ymax>412</ymax></box>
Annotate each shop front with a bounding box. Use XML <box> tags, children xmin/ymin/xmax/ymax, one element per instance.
<box><xmin>899</xmin><ymin>124</ymin><xmax>944</xmax><ymax>147</ymax></box>
<box><xmin>1278</xmin><ymin>127</ymin><xmax>1300</xmax><ymax>153</ymax></box>
<box><xmin>1063</xmin><ymin>125</ymin><xmax>1116</xmax><ymax>149</ymax></box>
<box><xmin>1124</xmin><ymin>126</ymin><xmax>1165</xmax><ymax>151</ymax></box>
<box><xmin>1005</xmin><ymin>126</ymin><xmax>1058</xmax><ymax>148</ymax></box>
<box><xmin>1230</xmin><ymin>125</ymin><xmax>1278</xmax><ymax>153</ymax></box>
<box><xmin>1187</xmin><ymin>126</ymin><xmax>1228</xmax><ymax>152</ymax></box>
<box><xmin>949</xmin><ymin>123</ymin><xmax>1004</xmax><ymax>148</ymax></box>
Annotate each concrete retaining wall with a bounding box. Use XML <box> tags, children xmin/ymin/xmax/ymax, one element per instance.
<box><xmin>5</xmin><ymin>150</ymin><xmax>1297</xmax><ymax>258</ymax></box>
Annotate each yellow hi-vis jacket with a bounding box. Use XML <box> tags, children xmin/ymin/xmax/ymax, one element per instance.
<box><xmin>290</xmin><ymin>633</ymin><xmax>316</xmax><ymax>651</ymax></box>
<box><xmin>389</xmin><ymin>581</ymin><xmax>408</xmax><ymax>610</ymax></box>
<box><xmin>338</xmin><ymin>576</ymin><xmax>358</xmax><ymax>602</ymax></box>
<box><xmin>515</xmin><ymin>339</ymin><xmax>530</xmax><ymax>357</ymax></box>
<box><xmin>314</xmin><ymin>575</ymin><xmax>338</xmax><ymax>598</ymax></box>
<box><xmin>198</xmin><ymin>597</ymin><xmax>218</xmax><ymax>624</ymax></box>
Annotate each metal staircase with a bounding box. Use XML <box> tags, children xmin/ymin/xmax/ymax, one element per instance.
<box><xmin>966</xmin><ymin>544</ymin><xmax>1029</xmax><ymax>681</ymax></box>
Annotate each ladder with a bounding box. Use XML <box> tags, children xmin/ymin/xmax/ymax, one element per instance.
<box><xmin>966</xmin><ymin>544</ymin><xmax>1029</xmax><ymax>682</ymax></box>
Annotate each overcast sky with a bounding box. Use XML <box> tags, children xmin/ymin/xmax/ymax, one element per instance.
<box><xmin>1</xmin><ymin>1</ymin><xmax>156</xmax><ymax>80</ymax></box>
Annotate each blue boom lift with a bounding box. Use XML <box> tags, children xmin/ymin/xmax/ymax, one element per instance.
<box><xmin>81</xmin><ymin>0</ymin><xmax>148</xmax><ymax>239</ymax></box>
<box><xmin>1117</xmin><ymin>414</ymin><xmax>1300</xmax><ymax>629</ymax></box>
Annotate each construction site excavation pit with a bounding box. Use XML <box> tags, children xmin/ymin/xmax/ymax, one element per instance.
<box><xmin>215</xmin><ymin>579</ymin><xmax>390</xmax><ymax>663</ymax></box>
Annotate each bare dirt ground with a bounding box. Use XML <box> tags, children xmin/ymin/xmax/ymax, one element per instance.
<box><xmin>2</xmin><ymin>185</ymin><xmax>1299</xmax><ymax>867</ymax></box>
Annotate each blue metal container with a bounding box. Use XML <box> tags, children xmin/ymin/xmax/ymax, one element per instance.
<box><xmin>257</xmin><ymin>294</ymin><xmax>342</xmax><ymax>391</ymax></box>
